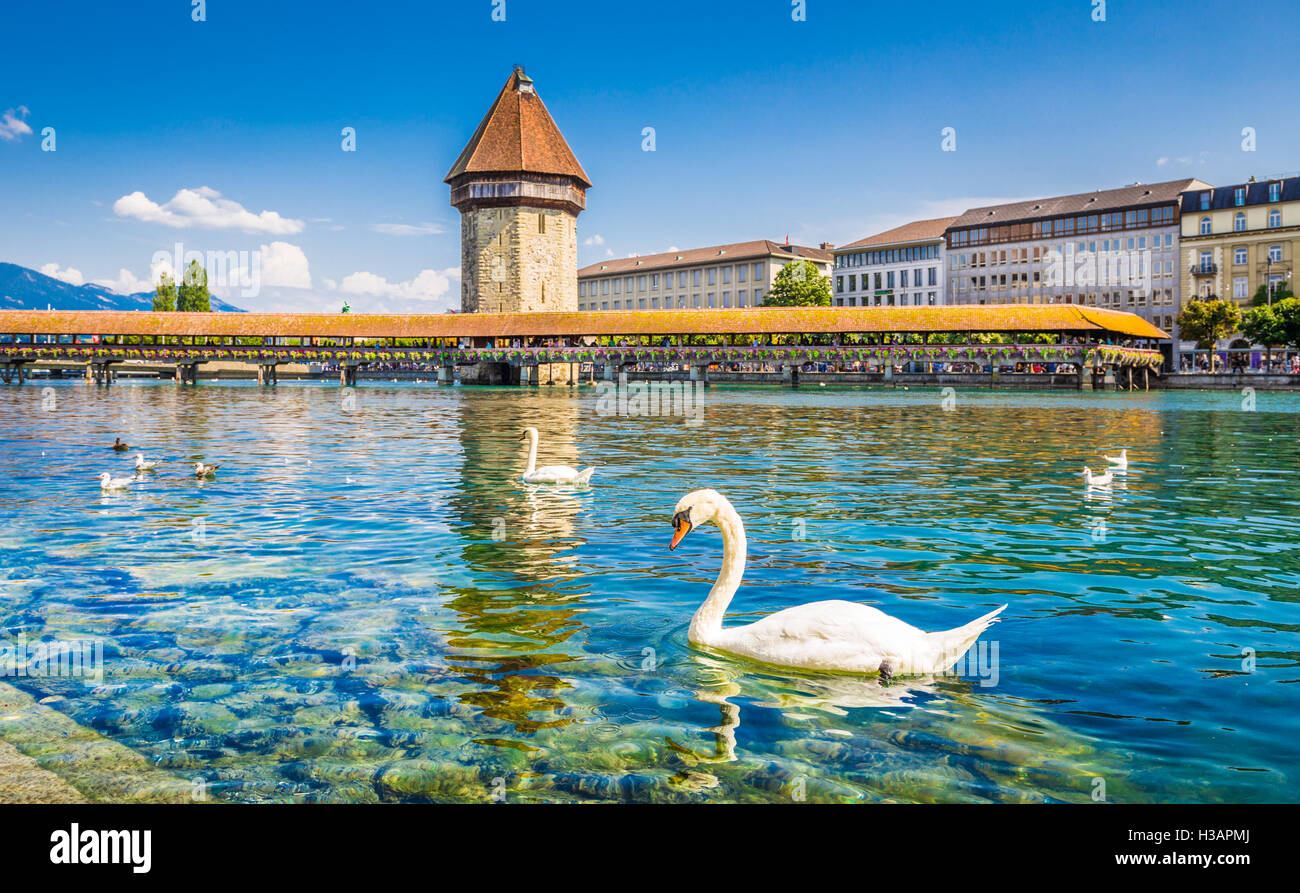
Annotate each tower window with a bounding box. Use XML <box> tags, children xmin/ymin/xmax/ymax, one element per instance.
<box><xmin>538</xmin><ymin>213</ymin><xmax>546</xmax><ymax>233</ymax></box>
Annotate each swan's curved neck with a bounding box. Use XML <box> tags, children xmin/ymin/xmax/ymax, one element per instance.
<box><xmin>689</xmin><ymin>501</ymin><xmax>747</xmax><ymax>644</ymax></box>
<box><xmin>523</xmin><ymin>431</ymin><xmax>538</xmax><ymax>474</ymax></box>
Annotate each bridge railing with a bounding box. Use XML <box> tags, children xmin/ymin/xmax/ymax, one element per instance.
<box><xmin>0</xmin><ymin>342</ymin><xmax>1165</xmax><ymax>369</ymax></box>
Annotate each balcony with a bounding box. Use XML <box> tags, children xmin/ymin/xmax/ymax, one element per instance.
<box><xmin>1189</xmin><ymin>263</ymin><xmax>1218</xmax><ymax>276</ymax></box>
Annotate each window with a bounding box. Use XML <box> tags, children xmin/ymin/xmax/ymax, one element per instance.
<box><xmin>1234</xmin><ymin>212</ymin><xmax>1246</xmax><ymax>232</ymax></box>
<box><xmin>1268</xmin><ymin>209</ymin><xmax>1281</xmax><ymax>228</ymax></box>
<box><xmin>638</xmin><ymin>275</ymin><xmax>647</xmax><ymax>291</ymax></box>
<box><xmin>737</xmin><ymin>265</ymin><xmax>747</xmax><ymax>283</ymax></box>
<box><xmin>737</xmin><ymin>290</ymin><xmax>747</xmax><ymax>306</ymax></box>
<box><xmin>707</xmin><ymin>268</ymin><xmax>716</xmax><ymax>286</ymax></box>
<box><xmin>1199</xmin><ymin>192</ymin><xmax>1210</xmax><ymax>211</ymax></box>
<box><xmin>721</xmin><ymin>266</ymin><xmax>731</xmax><ymax>284</ymax></box>
<box><xmin>1200</xmin><ymin>217</ymin><xmax>1212</xmax><ymax>235</ymax></box>
<box><xmin>1234</xmin><ymin>187</ymin><xmax>1246</xmax><ymax>206</ymax></box>
<box><xmin>1269</xmin><ymin>182</ymin><xmax>1281</xmax><ymax>202</ymax></box>
<box><xmin>1233</xmin><ymin>277</ymin><xmax>1248</xmax><ymax>299</ymax></box>
<box><xmin>1234</xmin><ymin>248</ymin><xmax>1248</xmax><ymax>265</ymax></box>
<box><xmin>650</xmin><ymin>274</ymin><xmax>659</xmax><ymax>290</ymax></box>
<box><xmin>707</xmin><ymin>292</ymin><xmax>715</xmax><ymax>308</ymax></box>
<box><xmin>753</xmin><ymin>287</ymin><xmax>763</xmax><ymax>304</ymax></box>
<box><xmin>722</xmin><ymin>291</ymin><xmax>731</xmax><ymax>308</ymax></box>
<box><xmin>601</xmin><ymin>280</ymin><xmax>609</xmax><ymax>295</ymax></box>
<box><xmin>612</xmin><ymin>279</ymin><xmax>621</xmax><ymax>295</ymax></box>
<box><xmin>678</xmin><ymin>272</ymin><xmax>687</xmax><ymax>288</ymax></box>
<box><xmin>753</xmin><ymin>263</ymin><xmax>764</xmax><ymax>280</ymax></box>
<box><xmin>1269</xmin><ymin>245</ymin><xmax>1282</xmax><ymax>263</ymax></box>
<box><xmin>836</xmin><ymin>276</ymin><xmax>844</xmax><ymax>293</ymax></box>
<box><xmin>693</xmin><ymin>270</ymin><xmax>701</xmax><ymax>287</ymax></box>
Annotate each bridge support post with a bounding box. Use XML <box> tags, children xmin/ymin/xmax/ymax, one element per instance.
<box><xmin>690</xmin><ymin>364</ymin><xmax>709</xmax><ymax>386</ymax></box>
<box><xmin>883</xmin><ymin>363</ymin><xmax>894</xmax><ymax>384</ymax></box>
<box><xmin>86</xmin><ymin>362</ymin><xmax>113</xmax><ymax>385</ymax></box>
<box><xmin>1143</xmin><ymin>367</ymin><xmax>1149</xmax><ymax>391</ymax></box>
<box><xmin>602</xmin><ymin>364</ymin><xmax>615</xmax><ymax>381</ymax></box>
<box><xmin>1103</xmin><ymin>365</ymin><xmax>1116</xmax><ymax>390</ymax></box>
<box><xmin>16</xmin><ymin>363</ymin><xmax>26</xmax><ymax>384</ymax></box>
<box><xmin>174</xmin><ymin>363</ymin><xmax>199</xmax><ymax>385</ymax></box>
<box><xmin>258</xmin><ymin>364</ymin><xmax>279</xmax><ymax>386</ymax></box>
<box><xmin>338</xmin><ymin>364</ymin><xmax>356</xmax><ymax>387</ymax></box>
<box><xmin>1</xmin><ymin>363</ymin><xmax>11</xmax><ymax>384</ymax></box>
<box><xmin>437</xmin><ymin>364</ymin><xmax>454</xmax><ymax>385</ymax></box>
<box><xmin>781</xmin><ymin>365</ymin><xmax>798</xmax><ymax>387</ymax></box>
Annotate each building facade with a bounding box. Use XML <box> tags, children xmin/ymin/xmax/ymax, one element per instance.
<box><xmin>831</xmin><ymin>217</ymin><xmax>954</xmax><ymax>307</ymax></box>
<box><xmin>944</xmin><ymin>179</ymin><xmax>1209</xmax><ymax>340</ymax></box>
<box><xmin>577</xmin><ymin>241</ymin><xmax>831</xmax><ymax>311</ymax></box>
<box><xmin>1179</xmin><ymin>176</ymin><xmax>1299</xmax><ymax>309</ymax></box>
<box><xmin>445</xmin><ymin>67</ymin><xmax>591</xmax><ymax>314</ymax></box>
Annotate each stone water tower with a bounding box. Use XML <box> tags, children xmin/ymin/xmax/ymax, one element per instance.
<box><xmin>445</xmin><ymin>66</ymin><xmax>591</xmax><ymax>314</ymax></box>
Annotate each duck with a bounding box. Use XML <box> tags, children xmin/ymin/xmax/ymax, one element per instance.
<box><xmin>668</xmin><ymin>489</ymin><xmax>1006</xmax><ymax>675</ymax></box>
<box><xmin>194</xmin><ymin>462</ymin><xmax>220</xmax><ymax>478</ymax></box>
<box><xmin>134</xmin><ymin>454</ymin><xmax>159</xmax><ymax>472</ymax></box>
<box><xmin>1082</xmin><ymin>466</ymin><xmax>1113</xmax><ymax>488</ymax></box>
<box><xmin>98</xmin><ymin>472</ymin><xmax>134</xmax><ymax>491</ymax></box>
<box><xmin>111</xmin><ymin>437</ymin><xmax>130</xmax><ymax>452</ymax></box>
<box><xmin>519</xmin><ymin>427</ymin><xmax>594</xmax><ymax>485</ymax></box>
<box><xmin>1102</xmin><ymin>449</ymin><xmax>1128</xmax><ymax>469</ymax></box>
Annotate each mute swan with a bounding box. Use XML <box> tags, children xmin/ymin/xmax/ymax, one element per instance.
<box><xmin>1102</xmin><ymin>449</ymin><xmax>1128</xmax><ymax>469</ymax></box>
<box><xmin>1082</xmin><ymin>466</ymin><xmax>1113</xmax><ymax>488</ymax></box>
<box><xmin>194</xmin><ymin>462</ymin><xmax>220</xmax><ymax>478</ymax></box>
<box><xmin>669</xmin><ymin>489</ymin><xmax>1006</xmax><ymax>675</ymax></box>
<box><xmin>134</xmin><ymin>454</ymin><xmax>159</xmax><ymax>472</ymax></box>
<box><xmin>519</xmin><ymin>427</ymin><xmax>594</xmax><ymax>485</ymax></box>
<box><xmin>98</xmin><ymin>472</ymin><xmax>134</xmax><ymax>491</ymax></box>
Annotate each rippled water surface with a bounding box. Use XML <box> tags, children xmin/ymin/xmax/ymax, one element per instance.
<box><xmin>1</xmin><ymin>379</ymin><xmax>1297</xmax><ymax>802</ymax></box>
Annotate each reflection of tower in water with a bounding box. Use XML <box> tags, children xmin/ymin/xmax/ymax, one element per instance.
<box><xmin>443</xmin><ymin>392</ymin><xmax>591</xmax><ymax>736</ymax></box>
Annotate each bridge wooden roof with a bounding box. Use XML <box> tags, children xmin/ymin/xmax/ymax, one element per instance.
<box><xmin>0</xmin><ymin>306</ymin><xmax>1170</xmax><ymax>340</ymax></box>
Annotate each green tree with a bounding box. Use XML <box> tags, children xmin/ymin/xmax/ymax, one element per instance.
<box><xmin>1270</xmin><ymin>297</ymin><xmax>1300</xmax><ymax>348</ymax></box>
<box><xmin>177</xmin><ymin>260</ymin><xmax>211</xmax><ymax>312</ymax></box>
<box><xmin>1242</xmin><ymin>304</ymin><xmax>1284</xmax><ymax>367</ymax></box>
<box><xmin>152</xmin><ymin>272</ymin><xmax>177</xmax><ymax>312</ymax></box>
<box><xmin>1251</xmin><ymin>282</ymin><xmax>1295</xmax><ymax>306</ymax></box>
<box><xmin>764</xmin><ymin>260</ymin><xmax>832</xmax><ymax>307</ymax></box>
<box><xmin>1176</xmin><ymin>298</ymin><xmax>1241</xmax><ymax>370</ymax></box>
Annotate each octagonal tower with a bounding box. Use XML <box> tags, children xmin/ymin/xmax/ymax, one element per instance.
<box><xmin>445</xmin><ymin>67</ymin><xmax>591</xmax><ymax>314</ymax></box>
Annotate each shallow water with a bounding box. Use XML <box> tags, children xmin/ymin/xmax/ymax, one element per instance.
<box><xmin>0</xmin><ymin>379</ymin><xmax>1297</xmax><ymax>803</ymax></box>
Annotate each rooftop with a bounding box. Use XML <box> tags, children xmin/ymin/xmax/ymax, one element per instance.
<box><xmin>578</xmin><ymin>240</ymin><xmax>832</xmax><ymax>277</ymax></box>
<box><xmin>949</xmin><ymin>179</ymin><xmax>1211</xmax><ymax>230</ymax></box>
<box><xmin>444</xmin><ymin>67</ymin><xmax>591</xmax><ymax>188</ymax></box>
<box><xmin>1180</xmin><ymin>176</ymin><xmax>1300</xmax><ymax>214</ymax></box>
<box><xmin>0</xmin><ymin>306</ymin><xmax>1169</xmax><ymax>341</ymax></box>
<box><xmin>837</xmin><ymin>217</ymin><xmax>959</xmax><ymax>252</ymax></box>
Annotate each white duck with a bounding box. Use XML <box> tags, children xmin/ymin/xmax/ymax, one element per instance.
<box><xmin>134</xmin><ymin>454</ymin><xmax>159</xmax><ymax>472</ymax></box>
<box><xmin>1102</xmin><ymin>449</ymin><xmax>1128</xmax><ymax>469</ymax></box>
<box><xmin>668</xmin><ymin>489</ymin><xmax>1005</xmax><ymax>676</ymax></box>
<box><xmin>519</xmin><ymin>427</ymin><xmax>595</xmax><ymax>485</ymax></box>
<box><xmin>98</xmin><ymin>472</ymin><xmax>134</xmax><ymax>491</ymax></box>
<box><xmin>1082</xmin><ymin>466</ymin><xmax>1113</xmax><ymax>488</ymax></box>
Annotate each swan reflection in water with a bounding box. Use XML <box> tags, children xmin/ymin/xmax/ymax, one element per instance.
<box><xmin>670</xmin><ymin>651</ymin><xmax>942</xmax><ymax>772</ymax></box>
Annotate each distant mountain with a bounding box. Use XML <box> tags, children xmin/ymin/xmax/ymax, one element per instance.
<box><xmin>0</xmin><ymin>263</ymin><xmax>245</xmax><ymax>312</ymax></box>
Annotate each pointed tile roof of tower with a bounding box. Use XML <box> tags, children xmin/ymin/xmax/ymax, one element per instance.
<box><xmin>444</xmin><ymin>67</ymin><xmax>591</xmax><ymax>189</ymax></box>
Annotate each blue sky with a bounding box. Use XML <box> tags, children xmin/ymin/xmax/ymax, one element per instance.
<box><xmin>2</xmin><ymin>0</ymin><xmax>1296</xmax><ymax>311</ymax></box>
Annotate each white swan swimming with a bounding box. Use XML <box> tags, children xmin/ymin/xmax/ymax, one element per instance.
<box><xmin>669</xmin><ymin>489</ymin><xmax>1006</xmax><ymax>675</ymax></box>
<box><xmin>98</xmin><ymin>472</ymin><xmax>134</xmax><ymax>491</ymax></box>
<box><xmin>134</xmin><ymin>454</ymin><xmax>159</xmax><ymax>472</ymax></box>
<box><xmin>519</xmin><ymin>426</ymin><xmax>594</xmax><ymax>485</ymax></box>
<box><xmin>1082</xmin><ymin>466</ymin><xmax>1113</xmax><ymax>488</ymax></box>
<box><xmin>1102</xmin><ymin>449</ymin><xmax>1128</xmax><ymax>469</ymax></box>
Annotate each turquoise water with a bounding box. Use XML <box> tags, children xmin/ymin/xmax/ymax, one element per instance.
<box><xmin>0</xmin><ymin>379</ymin><xmax>1297</xmax><ymax>803</ymax></box>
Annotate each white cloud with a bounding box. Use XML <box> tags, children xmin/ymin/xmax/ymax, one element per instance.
<box><xmin>0</xmin><ymin>106</ymin><xmax>32</xmax><ymax>142</ymax></box>
<box><xmin>338</xmin><ymin>267</ymin><xmax>461</xmax><ymax>307</ymax></box>
<box><xmin>257</xmin><ymin>241</ymin><xmax>312</xmax><ymax>289</ymax></box>
<box><xmin>370</xmin><ymin>222</ymin><xmax>445</xmax><ymax>236</ymax></box>
<box><xmin>583</xmin><ymin>234</ymin><xmax>605</xmax><ymax>246</ymax></box>
<box><xmin>1156</xmin><ymin>157</ymin><xmax>1169</xmax><ymax>167</ymax></box>
<box><xmin>112</xmin><ymin>186</ymin><xmax>305</xmax><ymax>235</ymax></box>
<box><xmin>93</xmin><ymin>268</ymin><xmax>158</xmax><ymax>295</ymax></box>
<box><xmin>39</xmin><ymin>263</ymin><xmax>84</xmax><ymax>286</ymax></box>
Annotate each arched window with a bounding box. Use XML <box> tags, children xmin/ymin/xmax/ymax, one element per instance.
<box><xmin>1268</xmin><ymin>209</ymin><xmax>1281</xmax><ymax>228</ymax></box>
<box><xmin>1200</xmin><ymin>217</ymin><xmax>1212</xmax><ymax>235</ymax></box>
<box><xmin>1234</xmin><ymin>212</ymin><xmax>1246</xmax><ymax>232</ymax></box>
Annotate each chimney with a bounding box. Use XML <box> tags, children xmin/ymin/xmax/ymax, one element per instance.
<box><xmin>819</xmin><ymin>242</ymin><xmax>834</xmax><ymax>250</ymax></box>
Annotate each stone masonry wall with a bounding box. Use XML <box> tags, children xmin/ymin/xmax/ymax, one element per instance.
<box><xmin>460</xmin><ymin>206</ymin><xmax>578</xmax><ymax>314</ymax></box>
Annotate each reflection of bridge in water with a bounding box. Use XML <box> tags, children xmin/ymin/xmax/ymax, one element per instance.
<box><xmin>0</xmin><ymin>305</ymin><xmax>1168</xmax><ymax>389</ymax></box>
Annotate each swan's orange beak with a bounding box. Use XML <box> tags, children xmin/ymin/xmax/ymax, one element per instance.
<box><xmin>669</xmin><ymin>512</ymin><xmax>692</xmax><ymax>550</ymax></box>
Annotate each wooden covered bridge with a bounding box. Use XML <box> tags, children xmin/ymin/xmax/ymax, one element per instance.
<box><xmin>0</xmin><ymin>305</ymin><xmax>1168</xmax><ymax>388</ymax></box>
